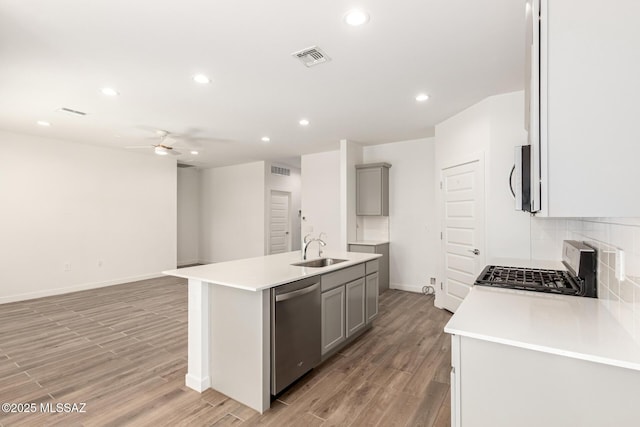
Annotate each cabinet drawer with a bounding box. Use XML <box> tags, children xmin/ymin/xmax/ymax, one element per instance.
<box><xmin>321</xmin><ymin>264</ymin><xmax>365</xmax><ymax>292</ymax></box>
<box><xmin>365</xmin><ymin>260</ymin><xmax>379</xmax><ymax>275</ymax></box>
<box><xmin>349</xmin><ymin>244</ymin><xmax>376</xmax><ymax>254</ymax></box>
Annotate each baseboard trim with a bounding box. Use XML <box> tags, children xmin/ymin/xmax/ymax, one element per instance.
<box><xmin>389</xmin><ymin>283</ymin><xmax>424</xmax><ymax>294</ymax></box>
<box><xmin>185</xmin><ymin>373</ymin><xmax>211</xmax><ymax>392</ymax></box>
<box><xmin>177</xmin><ymin>259</ymin><xmax>200</xmax><ymax>267</ymax></box>
<box><xmin>0</xmin><ymin>272</ymin><xmax>166</xmax><ymax>305</ymax></box>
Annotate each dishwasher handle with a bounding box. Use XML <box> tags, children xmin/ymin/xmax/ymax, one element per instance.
<box><xmin>275</xmin><ymin>282</ymin><xmax>319</xmax><ymax>302</ymax></box>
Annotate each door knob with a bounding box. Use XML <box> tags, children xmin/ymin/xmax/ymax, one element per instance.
<box><xmin>468</xmin><ymin>249</ymin><xmax>480</xmax><ymax>255</ymax></box>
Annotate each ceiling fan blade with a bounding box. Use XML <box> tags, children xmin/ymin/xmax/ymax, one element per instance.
<box><xmin>168</xmin><ymin>149</ymin><xmax>182</xmax><ymax>156</ymax></box>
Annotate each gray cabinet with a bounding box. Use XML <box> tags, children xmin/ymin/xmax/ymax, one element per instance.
<box><xmin>321</xmin><ymin>285</ymin><xmax>345</xmax><ymax>355</ymax></box>
<box><xmin>349</xmin><ymin>243</ymin><xmax>389</xmax><ymax>294</ymax></box>
<box><xmin>345</xmin><ymin>278</ymin><xmax>365</xmax><ymax>337</ymax></box>
<box><xmin>365</xmin><ymin>273</ymin><xmax>379</xmax><ymax>323</ymax></box>
<box><xmin>356</xmin><ymin>163</ymin><xmax>391</xmax><ymax>216</ymax></box>
<box><xmin>319</xmin><ymin>261</ymin><xmax>380</xmax><ymax>358</ymax></box>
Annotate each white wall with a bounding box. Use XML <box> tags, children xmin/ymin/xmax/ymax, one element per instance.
<box><xmin>265</xmin><ymin>162</ymin><xmax>302</xmax><ymax>252</ymax></box>
<box><xmin>301</xmin><ymin>151</ymin><xmax>341</xmax><ymax>251</ymax></box>
<box><xmin>486</xmin><ymin>93</ymin><xmax>532</xmax><ymax>258</ymax></box>
<box><xmin>199</xmin><ymin>161</ymin><xmax>265</xmax><ymax>263</ymax></box>
<box><xmin>340</xmin><ymin>140</ymin><xmax>363</xmax><ymax>250</ymax></box>
<box><xmin>177</xmin><ymin>167</ymin><xmax>200</xmax><ymax>266</ymax></box>
<box><xmin>434</xmin><ymin>91</ymin><xmax>558</xmax><ymax>307</ymax></box>
<box><xmin>363</xmin><ymin>138</ymin><xmax>437</xmax><ymax>293</ymax></box>
<box><xmin>435</xmin><ymin>91</ymin><xmax>533</xmax><ymax>262</ymax></box>
<box><xmin>0</xmin><ymin>130</ymin><xmax>177</xmax><ymax>303</ymax></box>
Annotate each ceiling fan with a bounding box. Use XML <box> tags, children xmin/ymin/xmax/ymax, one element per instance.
<box><xmin>126</xmin><ymin>130</ymin><xmax>182</xmax><ymax>156</ymax></box>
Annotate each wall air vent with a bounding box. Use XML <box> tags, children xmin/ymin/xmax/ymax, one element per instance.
<box><xmin>59</xmin><ymin>107</ymin><xmax>87</xmax><ymax>116</ymax></box>
<box><xmin>271</xmin><ymin>166</ymin><xmax>290</xmax><ymax>176</ymax></box>
<box><xmin>177</xmin><ymin>163</ymin><xmax>195</xmax><ymax>168</ymax></box>
<box><xmin>292</xmin><ymin>46</ymin><xmax>331</xmax><ymax>68</ymax></box>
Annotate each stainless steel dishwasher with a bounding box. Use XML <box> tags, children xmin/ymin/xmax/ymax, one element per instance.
<box><xmin>271</xmin><ymin>276</ymin><xmax>321</xmax><ymax>395</ymax></box>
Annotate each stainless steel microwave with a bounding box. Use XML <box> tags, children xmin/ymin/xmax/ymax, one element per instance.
<box><xmin>512</xmin><ymin>145</ymin><xmax>533</xmax><ymax>212</ymax></box>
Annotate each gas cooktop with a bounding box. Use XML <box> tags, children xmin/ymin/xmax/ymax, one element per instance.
<box><xmin>474</xmin><ymin>241</ymin><xmax>597</xmax><ymax>298</ymax></box>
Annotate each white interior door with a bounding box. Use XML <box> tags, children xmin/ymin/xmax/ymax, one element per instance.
<box><xmin>269</xmin><ymin>190</ymin><xmax>291</xmax><ymax>254</ymax></box>
<box><xmin>441</xmin><ymin>160</ymin><xmax>485</xmax><ymax>313</ymax></box>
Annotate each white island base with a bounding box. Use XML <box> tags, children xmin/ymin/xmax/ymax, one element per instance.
<box><xmin>186</xmin><ymin>279</ymin><xmax>270</xmax><ymax>413</ymax></box>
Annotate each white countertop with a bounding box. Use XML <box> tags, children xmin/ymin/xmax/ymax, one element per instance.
<box><xmin>163</xmin><ymin>250</ymin><xmax>381</xmax><ymax>292</ymax></box>
<box><xmin>445</xmin><ymin>286</ymin><xmax>640</xmax><ymax>371</ymax></box>
<box><xmin>348</xmin><ymin>240</ymin><xmax>389</xmax><ymax>246</ymax></box>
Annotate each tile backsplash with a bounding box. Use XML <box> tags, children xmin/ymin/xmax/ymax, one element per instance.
<box><xmin>355</xmin><ymin>216</ymin><xmax>389</xmax><ymax>242</ymax></box>
<box><xmin>565</xmin><ymin>218</ymin><xmax>640</xmax><ymax>336</ymax></box>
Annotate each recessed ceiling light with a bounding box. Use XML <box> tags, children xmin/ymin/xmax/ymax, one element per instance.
<box><xmin>299</xmin><ymin>119</ymin><xmax>310</xmax><ymax>126</ymax></box>
<box><xmin>261</xmin><ymin>136</ymin><xmax>271</xmax><ymax>142</ymax></box>
<box><xmin>416</xmin><ymin>93</ymin><xmax>430</xmax><ymax>102</ymax></box>
<box><xmin>101</xmin><ymin>87</ymin><xmax>119</xmax><ymax>96</ymax></box>
<box><xmin>193</xmin><ymin>74</ymin><xmax>211</xmax><ymax>84</ymax></box>
<box><xmin>36</xmin><ymin>121</ymin><xmax>51</xmax><ymax>127</ymax></box>
<box><xmin>344</xmin><ymin>9</ymin><xmax>369</xmax><ymax>26</ymax></box>
<box><xmin>190</xmin><ymin>150</ymin><xmax>199</xmax><ymax>155</ymax></box>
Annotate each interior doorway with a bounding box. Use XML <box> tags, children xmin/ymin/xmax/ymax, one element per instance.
<box><xmin>439</xmin><ymin>158</ymin><xmax>485</xmax><ymax>312</ymax></box>
<box><xmin>268</xmin><ymin>190</ymin><xmax>292</xmax><ymax>254</ymax></box>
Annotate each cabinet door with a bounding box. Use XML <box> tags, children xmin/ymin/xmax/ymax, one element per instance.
<box><xmin>540</xmin><ymin>0</ymin><xmax>640</xmax><ymax>216</ymax></box>
<box><xmin>356</xmin><ymin>168</ymin><xmax>383</xmax><ymax>215</ymax></box>
<box><xmin>365</xmin><ymin>273</ymin><xmax>379</xmax><ymax>323</ymax></box>
<box><xmin>321</xmin><ymin>285</ymin><xmax>345</xmax><ymax>355</ymax></box>
<box><xmin>345</xmin><ymin>278</ymin><xmax>366</xmax><ymax>337</ymax></box>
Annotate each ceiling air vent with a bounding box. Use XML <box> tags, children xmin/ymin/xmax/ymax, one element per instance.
<box><xmin>271</xmin><ymin>166</ymin><xmax>290</xmax><ymax>176</ymax></box>
<box><xmin>177</xmin><ymin>163</ymin><xmax>195</xmax><ymax>168</ymax></box>
<box><xmin>292</xmin><ymin>46</ymin><xmax>331</xmax><ymax>68</ymax></box>
<box><xmin>59</xmin><ymin>107</ymin><xmax>87</xmax><ymax>116</ymax></box>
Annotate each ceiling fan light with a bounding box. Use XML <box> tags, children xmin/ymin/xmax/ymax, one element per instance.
<box><xmin>155</xmin><ymin>146</ymin><xmax>169</xmax><ymax>155</ymax></box>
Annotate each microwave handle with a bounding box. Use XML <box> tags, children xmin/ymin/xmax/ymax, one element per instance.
<box><xmin>509</xmin><ymin>165</ymin><xmax>516</xmax><ymax>198</ymax></box>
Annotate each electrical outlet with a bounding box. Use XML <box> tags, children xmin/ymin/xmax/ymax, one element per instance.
<box><xmin>64</xmin><ymin>262</ymin><xmax>71</xmax><ymax>272</ymax></box>
<box><xmin>430</xmin><ymin>277</ymin><xmax>436</xmax><ymax>285</ymax></box>
<box><xmin>98</xmin><ymin>260</ymin><xmax>103</xmax><ymax>267</ymax></box>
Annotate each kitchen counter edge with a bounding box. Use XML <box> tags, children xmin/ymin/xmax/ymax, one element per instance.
<box><xmin>163</xmin><ymin>251</ymin><xmax>382</xmax><ymax>292</ymax></box>
<box><xmin>444</xmin><ymin>286</ymin><xmax>640</xmax><ymax>372</ymax></box>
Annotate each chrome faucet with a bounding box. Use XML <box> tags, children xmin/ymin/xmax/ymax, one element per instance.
<box><xmin>303</xmin><ymin>233</ymin><xmax>327</xmax><ymax>260</ymax></box>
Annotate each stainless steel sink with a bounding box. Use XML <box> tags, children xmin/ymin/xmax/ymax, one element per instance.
<box><xmin>291</xmin><ymin>258</ymin><xmax>348</xmax><ymax>268</ymax></box>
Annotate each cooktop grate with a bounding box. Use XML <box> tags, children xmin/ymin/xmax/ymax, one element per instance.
<box><xmin>475</xmin><ymin>265</ymin><xmax>582</xmax><ymax>295</ymax></box>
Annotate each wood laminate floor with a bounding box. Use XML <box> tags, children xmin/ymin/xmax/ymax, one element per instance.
<box><xmin>0</xmin><ymin>277</ymin><xmax>452</xmax><ymax>427</ymax></box>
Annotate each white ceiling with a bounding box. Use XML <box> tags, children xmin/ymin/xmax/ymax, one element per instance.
<box><xmin>0</xmin><ymin>0</ymin><xmax>525</xmax><ymax>168</ymax></box>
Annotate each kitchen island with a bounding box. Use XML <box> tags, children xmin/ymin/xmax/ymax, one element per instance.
<box><xmin>163</xmin><ymin>250</ymin><xmax>381</xmax><ymax>413</ymax></box>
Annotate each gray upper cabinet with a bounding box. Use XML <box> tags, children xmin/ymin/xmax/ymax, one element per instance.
<box><xmin>356</xmin><ymin>163</ymin><xmax>391</xmax><ymax>216</ymax></box>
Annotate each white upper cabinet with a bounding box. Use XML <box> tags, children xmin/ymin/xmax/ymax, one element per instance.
<box><xmin>533</xmin><ymin>0</ymin><xmax>640</xmax><ymax>217</ymax></box>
